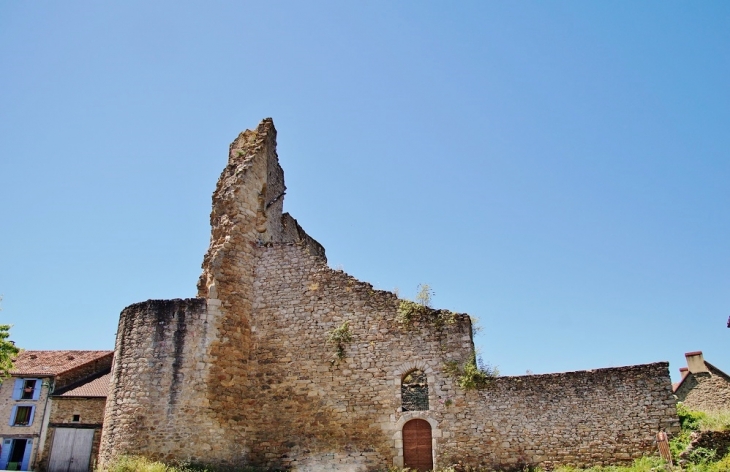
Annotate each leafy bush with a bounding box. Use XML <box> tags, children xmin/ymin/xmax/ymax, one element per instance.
<box><xmin>444</xmin><ymin>355</ymin><xmax>498</xmax><ymax>391</ymax></box>
<box><xmin>670</xmin><ymin>404</ymin><xmax>730</xmax><ymax>469</ymax></box>
<box><xmin>326</xmin><ymin>320</ymin><xmax>352</xmax><ymax>360</ymax></box>
<box><xmin>678</xmin><ymin>403</ymin><xmax>707</xmax><ymax>431</ymax></box>
<box><xmin>415</xmin><ymin>283</ymin><xmax>434</xmax><ymax>307</ymax></box>
<box><xmin>687</xmin><ymin>446</ymin><xmax>717</xmax><ymax>465</ymax></box>
<box><xmin>396</xmin><ymin>300</ymin><xmax>456</xmax><ymax>328</ymax></box>
<box><xmin>396</xmin><ymin>284</ymin><xmax>456</xmax><ymax>329</ymax></box>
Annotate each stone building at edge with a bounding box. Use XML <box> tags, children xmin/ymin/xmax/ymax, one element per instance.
<box><xmin>99</xmin><ymin>119</ymin><xmax>679</xmax><ymax>471</ymax></box>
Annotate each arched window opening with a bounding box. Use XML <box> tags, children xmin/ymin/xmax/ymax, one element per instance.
<box><xmin>401</xmin><ymin>369</ymin><xmax>428</xmax><ymax>411</ymax></box>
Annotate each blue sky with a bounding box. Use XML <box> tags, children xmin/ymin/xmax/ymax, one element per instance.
<box><xmin>1</xmin><ymin>2</ymin><xmax>728</xmax><ymax>382</ymax></box>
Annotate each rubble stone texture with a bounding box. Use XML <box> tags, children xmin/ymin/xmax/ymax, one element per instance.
<box><xmin>37</xmin><ymin>397</ymin><xmax>107</xmax><ymax>471</ymax></box>
<box><xmin>675</xmin><ymin>365</ymin><xmax>730</xmax><ymax>412</ymax></box>
<box><xmin>680</xmin><ymin>431</ymin><xmax>730</xmax><ymax>463</ymax></box>
<box><xmin>99</xmin><ymin>119</ymin><xmax>680</xmax><ymax>471</ymax></box>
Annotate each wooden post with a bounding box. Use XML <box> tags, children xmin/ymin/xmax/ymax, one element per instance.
<box><xmin>656</xmin><ymin>431</ymin><xmax>673</xmax><ymax>467</ymax></box>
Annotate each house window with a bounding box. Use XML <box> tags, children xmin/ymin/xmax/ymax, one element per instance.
<box><xmin>12</xmin><ymin>406</ymin><xmax>34</xmax><ymax>426</ymax></box>
<box><xmin>72</xmin><ymin>415</ymin><xmax>80</xmax><ymax>422</ymax></box>
<box><xmin>401</xmin><ymin>369</ymin><xmax>429</xmax><ymax>411</ymax></box>
<box><xmin>20</xmin><ymin>380</ymin><xmax>37</xmax><ymax>400</ymax></box>
<box><xmin>12</xmin><ymin>378</ymin><xmax>41</xmax><ymax>401</ymax></box>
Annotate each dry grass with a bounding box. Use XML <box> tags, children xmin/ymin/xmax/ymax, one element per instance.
<box><xmin>696</xmin><ymin>409</ymin><xmax>730</xmax><ymax>432</ymax></box>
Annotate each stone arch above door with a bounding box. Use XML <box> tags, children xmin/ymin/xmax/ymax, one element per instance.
<box><xmin>403</xmin><ymin>419</ymin><xmax>433</xmax><ymax>471</ymax></box>
<box><xmin>392</xmin><ymin>413</ymin><xmax>441</xmax><ymax>469</ymax></box>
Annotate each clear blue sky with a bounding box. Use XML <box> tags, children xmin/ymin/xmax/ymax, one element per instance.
<box><xmin>1</xmin><ymin>2</ymin><xmax>728</xmax><ymax>382</ymax></box>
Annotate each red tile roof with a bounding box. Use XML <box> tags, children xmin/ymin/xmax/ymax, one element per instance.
<box><xmin>58</xmin><ymin>372</ymin><xmax>111</xmax><ymax>397</ymax></box>
<box><xmin>10</xmin><ymin>350</ymin><xmax>113</xmax><ymax>377</ymax></box>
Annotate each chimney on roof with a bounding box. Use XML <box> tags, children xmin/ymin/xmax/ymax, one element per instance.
<box><xmin>685</xmin><ymin>351</ymin><xmax>709</xmax><ymax>374</ymax></box>
<box><xmin>679</xmin><ymin>367</ymin><xmax>689</xmax><ymax>380</ymax></box>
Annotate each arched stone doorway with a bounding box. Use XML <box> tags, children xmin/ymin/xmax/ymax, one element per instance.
<box><xmin>403</xmin><ymin>419</ymin><xmax>433</xmax><ymax>471</ymax></box>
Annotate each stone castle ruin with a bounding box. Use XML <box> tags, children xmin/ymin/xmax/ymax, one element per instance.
<box><xmin>99</xmin><ymin>119</ymin><xmax>679</xmax><ymax>471</ymax></box>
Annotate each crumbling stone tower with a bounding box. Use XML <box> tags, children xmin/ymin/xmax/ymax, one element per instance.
<box><xmin>99</xmin><ymin>119</ymin><xmax>473</xmax><ymax>469</ymax></box>
<box><xmin>100</xmin><ymin>119</ymin><xmax>678</xmax><ymax>471</ymax></box>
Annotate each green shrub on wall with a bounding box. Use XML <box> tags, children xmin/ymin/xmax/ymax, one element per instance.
<box><xmin>326</xmin><ymin>320</ymin><xmax>352</xmax><ymax>361</ymax></box>
<box><xmin>444</xmin><ymin>355</ymin><xmax>498</xmax><ymax>391</ymax></box>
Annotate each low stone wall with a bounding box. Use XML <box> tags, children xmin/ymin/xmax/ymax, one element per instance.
<box><xmin>441</xmin><ymin>363</ymin><xmax>679</xmax><ymax>470</ymax></box>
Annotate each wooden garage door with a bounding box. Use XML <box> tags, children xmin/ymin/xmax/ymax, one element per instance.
<box><xmin>48</xmin><ymin>428</ymin><xmax>95</xmax><ymax>472</ymax></box>
<box><xmin>403</xmin><ymin>419</ymin><xmax>433</xmax><ymax>471</ymax></box>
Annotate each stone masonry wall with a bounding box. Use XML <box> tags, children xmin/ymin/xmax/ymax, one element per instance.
<box><xmin>239</xmin><ymin>242</ymin><xmax>678</xmax><ymax>470</ymax></box>
<box><xmin>99</xmin><ymin>298</ymin><xmax>230</xmax><ymax>464</ymax></box>
<box><xmin>100</xmin><ymin>119</ymin><xmax>680</xmax><ymax>471</ymax></box>
<box><xmin>245</xmin><ymin>243</ymin><xmax>473</xmax><ymax>470</ymax></box>
<box><xmin>50</xmin><ymin>397</ymin><xmax>106</xmax><ymax>426</ymax></box>
<box><xmin>101</xmin><ymin>119</ymin><xmax>320</xmax><ymax>468</ymax></box>
<box><xmin>0</xmin><ymin>375</ymin><xmax>51</xmax><ymax>471</ymax></box>
<box><xmin>680</xmin><ymin>430</ymin><xmax>730</xmax><ymax>463</ymax></box>
<box><xmin>675</xmin><ymin>366</ymin><xmax>730</xmax><ymax>412</ymax></box>
<box><xmin>440</xmin><ymin>363</ymin><xmax>678</xmax><ymax>470</ymax></box>
<box><xmin>55</xmin><ymin>355</ymin><xmax>113</xmax><ymax>390</ymax></box>
<box><xmin>37</xmin><ymin>397</ymin><xmax>107</xmax><ymax>471</ymax></box>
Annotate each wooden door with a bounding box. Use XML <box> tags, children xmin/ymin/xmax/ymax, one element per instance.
<box><xmin>403</xmin><ymin>419</ymin><xmax>433</xmax><ymax>471</ymax></box>
<box><xmin>48</xmin><ymin>428</ymin><xmax>95</xmax><ymax>472</ymax></box>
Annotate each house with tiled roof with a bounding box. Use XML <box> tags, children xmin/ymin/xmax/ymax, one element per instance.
<box><xmin>674</xmin><ymin>351</ymin><xmax>730</xmax><ymax>412</ymax></box>
<box><xmin>0</xmin><ymin>350</ymin><xmax>112</xmax><ymax>471</ymax></box>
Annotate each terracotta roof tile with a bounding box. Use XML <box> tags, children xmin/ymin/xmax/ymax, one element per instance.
<box><xmin>58</xmin><ymin>372</ymin><xmax>111</xmax><ymax>397</ymax></box>
<box><xmin>10</xmin><ymin>350</ymin><xmax>113</xmax><ymax>377</ymax></box>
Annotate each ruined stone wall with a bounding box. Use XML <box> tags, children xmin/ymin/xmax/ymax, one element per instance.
<box><xmin>244</xmin><ymin>242</ymin><xmax>472</xmax><ymax>470</ymax></box>
<box><xmin>101</xmin><ymin>119</ymin><xmax>327</xmax><ymax>467</ymax></box>
<box><xmin>236</xmin><ymin>242</ymin><xmax>679</xmax><ymax>470</ymax></box>
<box><xmin>99</xmin><ymin>298</ymin><xmax>231</xmax><ymax>464</ymax></box>
<box><xmin>680</xmin><ymin>430</ymin><xmax>730</xmax><ymax>462</ymax></box>
<box><xmin>440</xmin><ymin>363</ymin><xmax>679</xmax><ymax>470</ymax></box>
<box><xmin>675</xmin><ymin>366</ymin><xmax>730</xmax><ymax>412</ymax></box>
<box><xmin>100</xmin><ymin>119</ymin><xmax>680</xmax><ymax>471</ymax></box>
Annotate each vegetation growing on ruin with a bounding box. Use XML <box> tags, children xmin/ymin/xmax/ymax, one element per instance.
<box><xmin>675</xmin><ymin>404</ymin><xmax>730</xmax><ymax>432</ymax></box>
<box><xmin>397</xmin><ymin>299</ymin><xmax>456</xmax><ymax>327</ymax></box>
<box><xmin>326</xmin><ymin>320</ymin><xmax>352</xmax><ymax>361</ymax></box>
<box><xmin>103</xmin><ymin>406</ymin><xmax>730</xmax><ymax>472</ymax></box>
<box><xmin>102</xmin><ymin>456</ymin><xmax>263</xmax><ymax>472</ymax></box>
<box><xmin>668</xmin><ymin>404</ymin><xmax>730</xmax><ymax>466</ymax></box>
<box><xmin>397</xmin><ymin>284</ymin><xmax>457</xmax><ymax>329</ymax></box>
<box><xmin>103</xmin><ymin>454</ymin><xmax>730</xmax><ymax>472</ymax></box>
<box><xmin>444</xmin><ymin>354</ymin><xmax>499</xmax><ymax>391</ymax></box>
